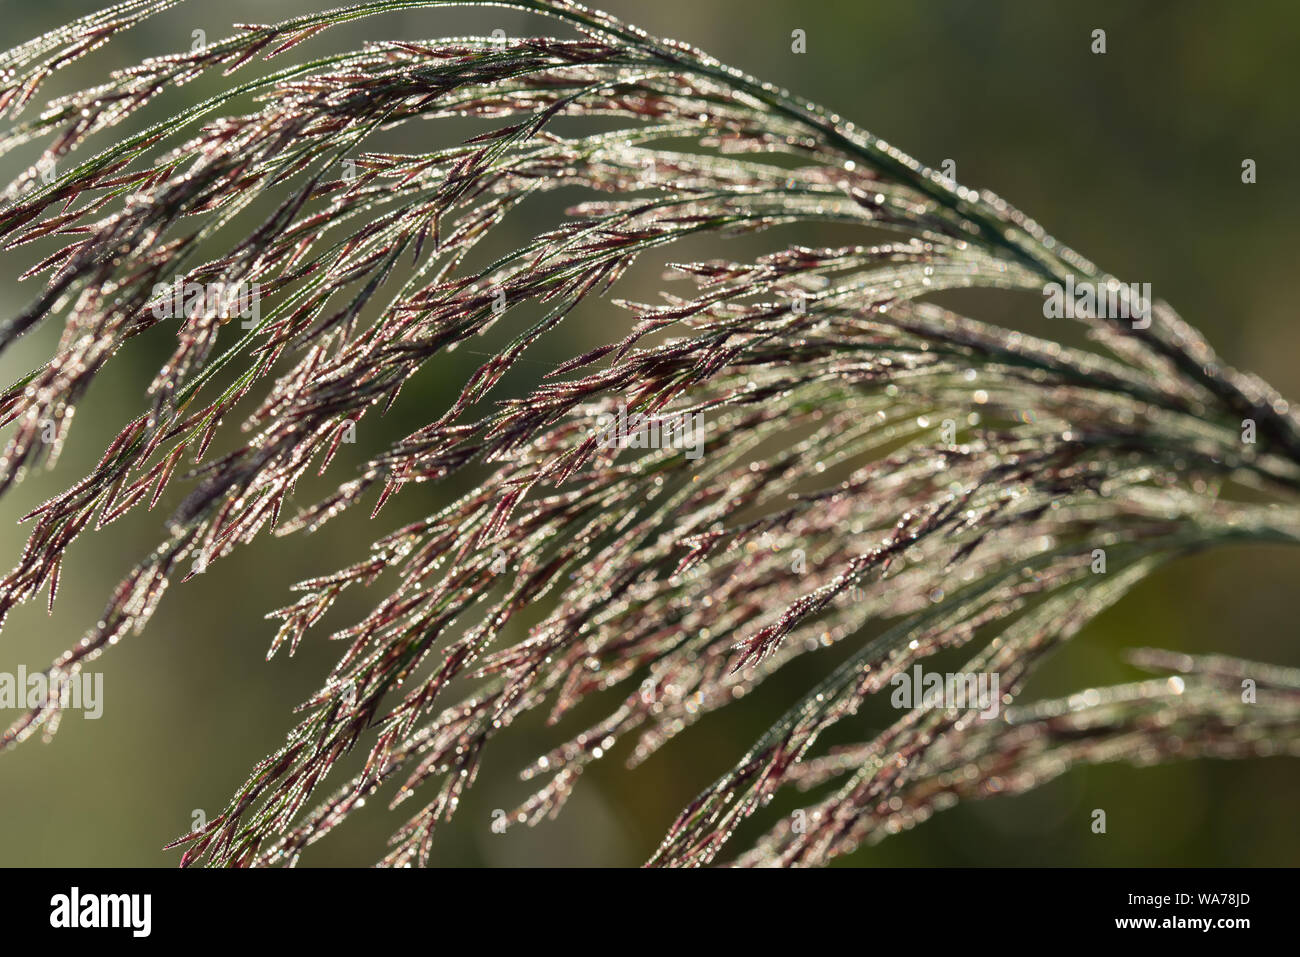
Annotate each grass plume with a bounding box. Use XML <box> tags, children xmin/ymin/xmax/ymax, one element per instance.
<box><xmin>0</xmin><ymin>0</ymin><xmax>1297</xmax><ymax>867</ymax></box>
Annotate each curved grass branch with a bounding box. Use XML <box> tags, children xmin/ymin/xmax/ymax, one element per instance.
<box><xmin>0</xmin><ymin>0</ymin><xmax>1295</xmax><ymax>867</ymax></box>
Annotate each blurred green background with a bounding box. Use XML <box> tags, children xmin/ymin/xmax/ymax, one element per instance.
<box><xmin>1</xmin><ymin>0</ymin><xmax>1298</xmax><ymax>866</ymax></box>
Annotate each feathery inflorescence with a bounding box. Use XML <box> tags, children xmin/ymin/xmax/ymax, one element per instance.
<box><xmin>0</xmin><ymin>0</ymin><xmax>1297</xmax><ymax>866</ymax></box>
